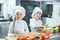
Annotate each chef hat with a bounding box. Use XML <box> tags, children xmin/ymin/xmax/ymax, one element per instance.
<box><xmin>31</xmin><ymin>7</ymin><xmax>42</xmax><ymax>18</ymax></box>
<box><xmin>13</xmin><ymin>6</ymin><xmax>26</xmax><ymax>20</ymax></box>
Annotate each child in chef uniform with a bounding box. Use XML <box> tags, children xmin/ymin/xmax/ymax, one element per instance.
<box><xmin>8</xmin><ymin>6</ymin><xmax>29</xmax><ymax>36</ymax></box>
<box><xmin>30</xmin><ymin>7</ymin><xmax>43</xmax><ymax>32</ymax></box>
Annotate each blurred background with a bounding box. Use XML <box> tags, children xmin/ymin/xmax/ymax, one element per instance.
<box><xmin>0</xmin><ymin>0</ymin><xmax>60</xmax><ymax>39</ymax></box>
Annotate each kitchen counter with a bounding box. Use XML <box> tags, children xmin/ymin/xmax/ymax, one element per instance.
<box><xmin>0</xmin><ymin>21</ymin><xmax>11</xmax><ymax>39</ymax></box>
<box><xmin>0</xmin><ymin>33</ymin><xmax>60</xmax><ymax>40</ymax></box>
<box><xmin>0</xmin><ymin>19</ymin><xmax>12</xmax><ymax>22</ymax></box>
<box><xmin>48</xmin><ymin>33</ymin><xmax>60</xmax><ymax>40</ymax></box>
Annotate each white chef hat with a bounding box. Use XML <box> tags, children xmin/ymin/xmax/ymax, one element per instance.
<box><xmin>31</xmin><ymin>7</ymin><xmax>42</xmax><ymax>18</ymax></box>
<box><xmin>13</xmin><ymin>6</ymin><xmax>26</xmax><ymax>20</ymax></box>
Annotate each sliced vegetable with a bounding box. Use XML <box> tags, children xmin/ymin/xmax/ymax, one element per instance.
<box><xmin>16</xmin><ymin>34</ymin><xmax>25</xmax><ymax>38</ymax></box>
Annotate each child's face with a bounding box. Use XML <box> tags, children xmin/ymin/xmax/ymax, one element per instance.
<box><xmin>34</xmin><ymin>11</ymin><xmax>42</xmax><ymax>20</ymax></box>
<box><xmin>15</xmin><ymin>11</ymin><xmax>23</xmax><ymax>20</ymax></box>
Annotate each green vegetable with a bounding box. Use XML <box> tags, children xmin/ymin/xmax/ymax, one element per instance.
<box><xmin>53</xmin><ymin>27</ymin><xmax>58</xmax><ymax>30</ymax></box>
<box><xmin>16</xmin><ymin>34</ymin><xmax>25</xmax><ymax>38</ymax></box>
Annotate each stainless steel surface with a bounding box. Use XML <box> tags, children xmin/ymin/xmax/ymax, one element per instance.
<box><xmin>48</xmin><ymin>33</ymin><xmax>60</xmax><ymax>40</ymax></box>
<box><xmin>0</xmin><ymin>22</ymin><xmax>11</xmax><ymax>38</ymax></box>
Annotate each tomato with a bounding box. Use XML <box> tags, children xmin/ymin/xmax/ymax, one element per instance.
<box><xmin>17</xmin><ymin>38</ymin><xmax>23</xmax><ymax>40</ymax></box>
<box><xmin>22</xmin><ymin>37</ymin><xmax>26</xmax><ymax>40</ymax></box>
<box><xmin>31</xmin><ymin>38</ymin><xmax>34</xmax><ymax>40</ymax></box>
<box><xmin>41</xmin><ymin>34</ymin><xmax>50</xmax><ymax>39</ymax></box>
<box><xmin>27</xmin><ymin>38</ymin><xmax>30</xmax><ymax>40</ymax></box>
<box><xmin>27</xmin><ymin>38</ymin><xmax>34</xmax><ymax>40</ymax></box>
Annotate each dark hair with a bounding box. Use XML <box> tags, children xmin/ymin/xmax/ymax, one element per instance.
<box><xmin>11</xmin><ymin>18</ymin><xmax>16</xmax><ymax>33</ymax></box>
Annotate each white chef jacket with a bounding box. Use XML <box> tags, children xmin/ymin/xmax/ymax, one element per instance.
<box><xmin>30</xmin><ymin>18</ymin><xmax>42</xmax><ymax>32</ymax></box>
<box><xmin>8</xmin><ymin>20</ymin><xmax>29</xmax><ymax>35</ymax></box>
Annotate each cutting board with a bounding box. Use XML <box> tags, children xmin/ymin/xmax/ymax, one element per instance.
<box><xmin>6</xmin><ymin>36</ymin><xmax>17</xmax><ymax>40</ymax></box>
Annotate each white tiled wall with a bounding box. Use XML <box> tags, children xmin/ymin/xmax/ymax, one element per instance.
<box><xmin>46</xmin><ymin>3</ymin><xmax>60</xmax><ymax>26</ymax></box>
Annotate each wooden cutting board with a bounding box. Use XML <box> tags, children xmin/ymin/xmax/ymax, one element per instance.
<box><xmin>6</xmin><ymin>36</ymin><xmax>17</xmax><ymax>40</ymax></box>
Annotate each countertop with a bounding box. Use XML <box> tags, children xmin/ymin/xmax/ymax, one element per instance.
<box><xmin>0</xmin><ymin>33</ymin><xmax>60</xmax><ymax>40</ymax></box>
<box><xmin>48</xmin><ymin>33</ymin><xmax>60</xmax><ymax>40</ymax></box>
